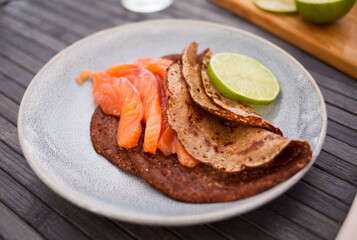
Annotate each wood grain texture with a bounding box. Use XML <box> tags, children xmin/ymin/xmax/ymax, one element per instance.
<box><xmin>1</xmin><ymin>0</ymin><xmax>357</xmax><ymax>239</ymax></box>
<box><xmin>267</xmin><ymin>195</ymin><xmax>339</xmax><ymax>239</ymax></box>
<box><xmin>0</xmin><ymin>168</ymin><xmax>90</xmax><ymax>240</ymax></box>
<box><xmin>211</xmin><ymin>217</ymin><xmax>275</xmax><ymax>240</ymax></box>
<box><xmin>287</xmin><ymin>181</ymin><xmax>349</xmax><ymax>222</ymax></box>
<box><xmin>0</xmin><ymin>201</ymin><xmax>44</xmax><ymax>240</ymax></box>
<box><xmin>210</xmin><ymin>0</ymin><xmax>357</xmax><ymax>80</ymax></box>
<box><xmin>242</xmin><ymin>207</ymin><xmax>322</xmax><ymax>240</ymax></box>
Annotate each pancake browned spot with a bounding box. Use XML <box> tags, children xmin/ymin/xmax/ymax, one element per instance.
<box><xmin>128</xmin><ymin>139</ymin><xmax>311</xmax><ymax>203</ymax></box>
<box><xmin>182</xmin><ymin>41</ymin><xmax>281</xmax><ymax>135</ymax></box>
<box><xmin>90</xmin><ymin>106</ymin><xmax>139</xmax><ymax>175</ymax></box>
<box><xmin>166</xmin><ymin>62</ymin><xmax>310</xmax><ymax>172</ymax></box>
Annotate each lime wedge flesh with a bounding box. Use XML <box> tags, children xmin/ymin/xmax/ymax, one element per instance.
<box><xmin>296</xmin><ymin>0</ymin><xmax>356</xmax><ymax>24</ymax></box>
<box><xmin>254</xmin><ymin>0</ymin><xmax>297</xmax><ymax>13</ymax></box>
<box><xmin>207</xmin><ymin>52</ymin><xmax>280</xmax><ymax>105</ymax></box>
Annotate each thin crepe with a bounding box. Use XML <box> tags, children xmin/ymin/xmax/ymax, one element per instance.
<box><xmin>182</xmin><ymin>42</ymin><xmax>281</xmax><ymax>135</ymax></box>
<box><xmin>90</xmin><ymin>107</ymin><xmax>312</xmax><ymax>203</ymax></box>
<box><xmin>166</xmin><ymin>62</ymin><xmax>311</xmax><ymax>172</ymax></box>
<box><xmin>129</xmin><ymin>139</ymin><xmax>311</xmax><ymax>203</ymax></box>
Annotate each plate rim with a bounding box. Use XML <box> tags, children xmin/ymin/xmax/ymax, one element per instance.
<box><xmin>18</xmin><ymin>19</ymin><xmax>327</xmax><ymax>226</ymax></box>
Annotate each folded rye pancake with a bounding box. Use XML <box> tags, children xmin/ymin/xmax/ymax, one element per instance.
<box><xmin>182</xmin><ymin>42</ymin><xmax>282</xmax><ymax>135</ymax></box>
<box><xmin>90</xmin><ymin>105</ymin><xmax>311</xmax><ymax>203</ymax></box>
<box><xmin>166</xmin><ymin>62</ymin><xmax>311</xmax><ymax>172</ymax></box>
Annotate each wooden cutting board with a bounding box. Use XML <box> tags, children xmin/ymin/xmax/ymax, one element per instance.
<box><xmin>211</xmin><ymin>0</ymin><xmax>357</xmax><ymax>80</ymax></box>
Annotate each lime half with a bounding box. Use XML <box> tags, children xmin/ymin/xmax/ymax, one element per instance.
<box><xmin>296</xmin><ymin>0</ymin><xmax>356</xmax><ymax>24</ymax></box>
<box><xmin>207</xmin><ymin>52</ymin><xmax>280</xmax><ymax>105</ymax></box>
<box><xmin>254</xmin><ymin>0</ymin><xmax>297</xmax><ymax>13</ymax></box>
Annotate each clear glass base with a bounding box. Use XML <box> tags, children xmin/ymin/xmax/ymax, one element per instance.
<box><xmin>121</xmin><ymin>0</ymin><xmax>174</xmax><ymax>13</ymax></box>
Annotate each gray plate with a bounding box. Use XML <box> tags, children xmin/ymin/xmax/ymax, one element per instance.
<box><xmin>18</xmin><ymin>20</ymin><xmax>327</xmax><ymax>226</ymax></box>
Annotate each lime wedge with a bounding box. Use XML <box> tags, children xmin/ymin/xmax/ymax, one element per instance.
<box><xmin>254</xmin><ymin>0</ymin><xmax>297</xmax><ymax>13</ymax></box>
<box><xmin>296</xmin><ymin>0</ymin><xmax>356</xmax><ymax>24</ymax></box>
<box><xmin>207</xmin><ymin>52</ymin><xmax>280</xmax><ymax>105</ymax></box>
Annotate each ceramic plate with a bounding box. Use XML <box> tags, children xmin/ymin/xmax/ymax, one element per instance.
<box><xmin>18</xmin><ymin>20</ymin><xmax>327</xmax><ymax>226</ymax></box>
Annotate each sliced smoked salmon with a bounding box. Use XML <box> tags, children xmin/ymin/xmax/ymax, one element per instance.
<box><xmin>92</xmin><ymin>71</ymin><xmax>144</xmax><ymax>149</ymax></box>
<box><xmin>75</xmin><ymin>69</ymin><xmax>94</xmax><ymax>85</ymax></box>
<box><xmin>134</xmin><ymin>57</ymin><xmax>172</xmax><ymax>81</ymax></box>
<box><xmin>135</xmin><ymin>58</ymin><xmax>199</xmax><ymax>167</ymax></box>
<box><xmin>106</xmin><ymin>64</ymin><xmax>162</xmax><ymax>154</ymax></box>
<box><xmin>92</xmin><ymin>71</ymin><xmax>122</xmax><ymax>116</ymax></box>
<box><xmin>77</xmin><ymin>58</ymin><xmax>200</xmax><ymax>167</ymax></box>
<box><xmin>174</xmin><ymin>139</ymin><xmax>199</xmax><ymax>168</ymax></box>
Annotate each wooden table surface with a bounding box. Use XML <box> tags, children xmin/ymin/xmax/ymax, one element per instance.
<box><xmin>0</xmin><ymin>0</ymin><xmax>356</xmax><ymax>239</ymax></box>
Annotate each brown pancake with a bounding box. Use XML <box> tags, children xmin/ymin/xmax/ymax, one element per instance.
<box><xmin>182</xmin><ymin>42</ymin><xmax>281</xmax><ymax>135</ymax></box>
<box><xmin>128</xmin><ymin>137</ymin><xmax>311</xmax><ymax>203</ymax></box>
<box><xmin>162</xmin><ymin>54</ymin><xmax>182</xmax><ymax>63</ymax></box>
<box><xmin>166</xmin><ymin>62</ymin><xmax>311</xmax><ymax>172</ymax></box>
<box><xmin>90</xmin><ymin>92</ymin><xmax>311</xmax><ymax>203</ymax></box>
<box><xmin>90</xmin><ymin>106</ymin><xmax>139</xmax><ymax>175</ymax></box>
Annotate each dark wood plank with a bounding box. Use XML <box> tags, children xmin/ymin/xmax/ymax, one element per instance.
<box><xmin>287</xmin><ymin>181</ymin><xmax>349</xmax><ymax>222</ymax></box>
<box><xmin>0</xmin><ymin>14</ymin><xmax>67</xmax><ymax>52</ymax></box>
<box><xmin>0</xmin><ymin>141</ymin><xmax>136</xmax><ymax>240</ymax></box>
<box><xmin>30</xmin><ymin>0</ymin><xmax>110</xmax><ymax>30</ymax></box>
<box><xmin>323</xmin><ymin>136</ymin><xmax>357</xmax><ymax>166</ymax></box>
<box><xmin>320</xmin><ymin>86</ymin><xmax>357</xmax><ymax>115</ymax></box>
<box><xmin>327</xmin><ymin>120</ymin><xmax>357</xmax><ymax>148</ymax></box>
<box><xmin>326</xmin><ymin>104</ymin><xmax>357</xmax><ymax>131</ymax></box>
<box><xmin>312</xmin><ymin>72</ymin><xmax>357</xmax><ymax>102</ymax></box>
<box><xmin>10</xmin><ymin>1</ymin><xmax>93</xmax><ymax>37</ymax></box>
<box><xmin>168</xmin><ymin>225</ymin><xmax>228</xmax><ymax>240</ymax></box>
<box><xmin>0</xmin><ymin>201</ymin><xmax>44</xmax><ymax>240</ymax></box>
<box><xmin>210</xmin><ymin>217</ymin><xmax>275</xmax><ymax>240</ymax></box>
<box><xmin>0</xmin><ymin>92</ymin><xmax>19</xmax><ymax>125</ymax></box>
<box><xmin>0</xmin><ymin>27</ymin><xmax>55</xmax><ymax>62</ymax></box>
<box><xmin>0</xmin><ymin>116</ymin><xmax>22</xmax><ymax>154</ymax></box>
<box><xmin>315</xmin><ymin>151</ymin><xmax>357</xmax><ymax>187</ymax></box>
<box><xmin>51</xmin><ymin>0</ymin><xmax>125</xmax><ymax>26</ymax></box>
<box><xmin>267</xmin><ymin>195</ymin><xmax>339</xmax><ymax>239</ymax></box>
<box><xmin>0</xmin><ymin>168</ymin><xmax>90</xmax><ymax>240</ymax></box>
<box><xmin>303</xmin><ymin>57</ymin><xmax>357</xmax><ymax>89</ymax></box>
<box><xmin>3</xmin><ymin>4</ymin><xmax>80</xmax><ymax>44</ymax></box>
<box><xmin>296</xmin><ymin>56</ymin><xmax>357</xmax><ymax>91</ymax></box>
<box><xmin>0</xmin><ymin>73</ymin><xmax>26</xmax><ymax>104</ymax></box>
<box><xmin>303</xmin><ymin>167</ymin><xmax>357</xmax><ymax>204</ymax></box>
<box><xmin>0</xmin><ymin>54</ymin><xmax>34</xmax><ymax>87</ymax></box>
<box><xmin>242</xmin><ymin>207</ymin><xmax>322</xmax><ymax>240</ymax></box>
<box><xmin>0</xmin><ymin>39</ymin><xmax>43</xmax><ymax>74</ymax></box>
<box><xmin>114</xmin><ymin>222</ymin><xmax>180</xmax><ymax>240</ymax></box>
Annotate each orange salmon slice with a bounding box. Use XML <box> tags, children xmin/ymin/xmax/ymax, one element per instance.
<box><xmin>75</xmin><ymin>69</ymin><xmax>95</xmax><ymax>85</ymax></box>
<box><xmin>134</xmin><ymin>57</ymin><xmax>172</xmax><ymax>81</ymax></box>
<box><xmin>78</xmin><ymin>59</ymin><xmax>199</xmax><ymax>167</ymax></box>
<box><xmin>92</xmin><ymin>71</ymin><xmax>144</xmax><ymax>149</ymax></box>
<box><xmin>106</xmin><ymin>64</ymin><xmax>162</xmax><ymax>154</ymax></box>
<box><xmin>135</xmin><ymin>58</ymin><xmax>199</xmax><ymax>167</ymax></box>
<box><xmin>174</xmin><ymin>139</ymin><xmax>199</xmax><ymax>168</ymax></box>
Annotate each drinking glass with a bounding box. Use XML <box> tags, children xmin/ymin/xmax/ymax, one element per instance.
<box><xmin>121</xmin><ymin>0</ymin><xmax>174</xmax><ymax>13</ymax></box>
